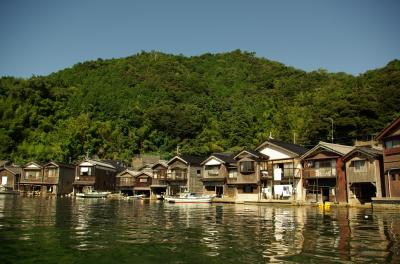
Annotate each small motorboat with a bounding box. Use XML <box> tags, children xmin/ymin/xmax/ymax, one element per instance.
<box><xmin>164</xmin><ymin>192</ymin><xmax>212</xmax><ymax>203</ymax></box>
<box><xmin>76</xmin><ymin>187</ymin><xmax>110</xmax><ymax>198</ymax></box>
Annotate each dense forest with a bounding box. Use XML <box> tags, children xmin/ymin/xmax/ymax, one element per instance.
<box><xmin>0</xmin><ymin>50</ymin><xmax>399</xmax><ymax>164</ymax></box>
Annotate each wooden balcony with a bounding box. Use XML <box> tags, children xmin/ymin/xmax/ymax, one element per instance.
<box><xmin>73</xmin><ymin>176</ymin><xmax>95</xmax><ymax>185</ymax></box>
<box><xmin>303</xmin><ymin>168</ymin><xmax>337</xmax><ymax>179</ymax></box>
<box><xmin>20</xmin><ymin>176</ymin><xmax>43</xmax><ymax>183</ymax></box>
<box><xmin>116</xmin><ymin>179</ymin><xmax>134</xmax><ymax>187</ymax></box>
<box><xmin>42</xmin><ymin>177</ymin><xmax>58</xmax><ymax>184</ymax></box>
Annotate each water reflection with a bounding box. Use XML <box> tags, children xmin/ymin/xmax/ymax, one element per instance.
<box><xmin>1</xmin><ymin>196</ymin><xmax>400</xmax><ymax>263</ymax></box>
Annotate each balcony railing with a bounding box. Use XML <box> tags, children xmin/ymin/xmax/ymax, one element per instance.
<box><xmin>303</xmin><ymin>167</ymin><xmax>337</xmax><ymax>178</ymax></box>
<box><xmin>42</xmin><ymin>177</ymin><xmax>58</xmax><ymax>184</ymax></box>
<box><xmin>74</xmin><ymin>176</ymin><xmax>95</xmax><ymax>183</ymax></box>
<box><xmin>116</xmin><ymin>179</ymin><xmax>134</xmax><ymax>187</ymax></box>
<box><xmin>21</xmin><ymin>176</ymin><xmax>43</xmax><ymax>182</ymax></box>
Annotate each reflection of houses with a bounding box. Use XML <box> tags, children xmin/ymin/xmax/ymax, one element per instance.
<box><xmin>230</xmin><ymin>149</ymin><xmax>269</xmax><ymax>202</ymax></box>
<box><xmin>73</xmin><ymin>159</ymin><xmax>118</xmax><ymax>194</ymax></box>
<box><xmin>201</xmin><ymin>153</ymin><xmax>236</xmax><ymax>197</ymax></box>
<box><xmin>256</xmin><ymin>139</ymin><xmax>307</xmax><ymax>202</ymax></box>
<box><xmin>20</xmin><ymin>161</ymin><xmax>75</xmax><ymax>195</ymax></box>
<box><xmin>343</xmin><ymin>147</ymin><xmax>384</xmax><ymax>205</ymax></box>
<box><xmin>0</xmin><ymin>165</ymin><xmax>22</xmax><ymax>192</ymax></box>
<box><xmin>150</xmin><ymin>161</ymin><xmax>168</xmax><ymax>198</ymax></box>
<box><xmin>166</xmin><ymin>155</ymin><xmax>205</xmax><ymax>195</ymax></box>
<box><xmin>116</xmin><ymin>169</ymin><xmax>137</xmax><ymax>196</ymax></box>
<box><xmin>374</xmin><ymin>116</ymin><xmax>400</xmax><ymax>203</ymax></box>
<box><xmin>301</xmin><ymin>142</ymin><xmax>354</xmax><ymax>204</ymax></box>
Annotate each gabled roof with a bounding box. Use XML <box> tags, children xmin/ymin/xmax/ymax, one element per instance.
<box><xmin>43</xmin><ymin>161</ymin><xmax>75</xmax><ymax>169</ymax></box>
<box><xmin>24</xmin><ymin>161</ymin><xmax>45</xmax><ymax>169</ymax></box>
<box><xmin>256</xmin><ymin>139</ymin><xmax>308</xmax><ymax>156</ymax></box>
<box><xmin>233</xmin><ymin>149</ymin><xmax>269</xmax><ymax>161</ymax></box>
<box><xmin>135</xmin><ymin>171</ymin><xmax>152</xmax><ymax>178</ymax></box>
<box><xmin>342</xmin><ymin>147</ymin><xmax>382</xmax><ymax>162</ymax></box>
<box><xmin>79</xmin><ymin>159</ymin><xmax>116</xmax><ymax>170</ymax></box>
<box><xmin>301</xmin><ymin>141</ymin><xmax>355</xmax><ymax>160</ymax></box>
<box><xmin>375</xmin><ymin>116</ymin><xmax>400</xmax><ymax>140</ymax></box>
<box><xmin>1</xmin><ymin>166</ymin><xmax>22</xmax><ymax>175</ymax></box>
<box><xmin>116</xmin><ymin>169</ymin><xmax>138</xmax><ymax>178</ymax></box>
<box><xmin>151</xmin><ymin>161</ymin><xmax>168</xmax><ymax>169</ymax></box>
<box><xmin>167</xmin><ymin>155</ymin><xmax>207</xmax><ymax>166</ymax></box>
<box><xmin>201</xmin><ymin>153</ymin><xmax>236</xmax><ymax>165</ymax></box>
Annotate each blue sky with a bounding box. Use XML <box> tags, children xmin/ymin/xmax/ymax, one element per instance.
<box><xmin>0</xmin><ymin>0</ymin><xmax>399</xmax><ymax>77</ymax></box>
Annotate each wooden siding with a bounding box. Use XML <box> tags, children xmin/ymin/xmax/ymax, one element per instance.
<box><xmin>203</xmin><ymin>164</ymin><xmax>229</xmax><ymax>179</ymax></box>
<box><xmin>0</xmin><ymin>168</ymin><xmax>20</xmax><ymax>190</ymax></box>
<box><xmin>346</xmin><ymin>159</ymin><xmax>378</xmax><ymax>184</ymax></box>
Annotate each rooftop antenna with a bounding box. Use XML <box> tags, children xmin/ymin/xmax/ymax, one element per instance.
<box><xmin>269</xmin><ymin>131</ymin><xmax>274</xmax><ymax>139</ymax></box>
<box><xmin>176</xmin><ymin>145</ymin><xmax>181</xmax><ymax>155</ymax></box>
<box><xmin>293</xmin><ymin>131</ymin><xmax>296</xmax><ymax>144</ymax></box>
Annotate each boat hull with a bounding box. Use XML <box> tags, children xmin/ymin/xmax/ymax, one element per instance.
<box><xmin>164</xmin><ymin>197</ymin><xmax>212</xmax><ymax>203</ymax></box>
<box><xmin>76</xmin><ymin>192</ymin><xmax>110</xmax><ymax>198</ymax></box>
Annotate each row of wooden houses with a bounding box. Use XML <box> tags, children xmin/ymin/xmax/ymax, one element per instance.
<box><xmin>1</xmin><ymin>116</ymin><xmax>400</xmax><ymax>206</ymax></box>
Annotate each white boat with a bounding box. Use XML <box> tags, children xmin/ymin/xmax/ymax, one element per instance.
<box><xmin>76</xmin><ymin>187</ymin><xmax>110</xmax><ymax>198</ymax></box>
<box><xmin>127</xmin><ymin>194</ymin><xmax>146</xmax><ymax>199</ymax></box>
<box><xmin>164</xmin><ymin>192</ymin><xmax>212</xmax><ymax>203</ymax></box>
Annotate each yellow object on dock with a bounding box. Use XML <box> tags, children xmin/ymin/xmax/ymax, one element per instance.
<box><xmin>319</xmin><ymin>202</ymin><xmax>331</xmax><ymax>210</ymax></box>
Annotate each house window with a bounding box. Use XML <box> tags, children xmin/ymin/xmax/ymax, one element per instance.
<box><xmin>1</xmin><ymin>176</ymin><xmax>7</xmax><ymax>185</ymax></box>
<box><xmin>353</xmin><ymin>160</ymin><xmax>367</xmax><ymax>172</ymax></box>
<box><xmin>80</xmin><ymin>167</ymin><xmax>93</xmax><ymax>176</ymax></box>
<box><xmin>243</xmin><ymin>185</ymin><xmax>253</xmax><ymax>193</ymax></box>
<box><xmin>318</xmin><ymin>160</ymin><xmax>333</xmax><ymax>168</ymax></box>
<box><xmin>26</xmin><ymin>170</ymin><xmax>40</xmax><ymax>179</ymax></box>
<box><xmin>228</xmin><ymin>169</ymin><xmax>237</xmax><ymax>178</ymax></box>
<box><xmin>385</xmin><ymin>138</ymin><xmax>400</xmax><ymax>149</ymax></box>
<box><xmin>139</xmin><ymin>178</ymin><xmax>148</xmax><ymax>183</ymax></box>
<box><xmin>197</xmin><ymin>170</ymin><xmax>201</xmax><ymax>177</ymax></box>
<box><xmin>206</xmin><ymin>165</ymin><xmax>219</xmax><ymax>176</ymax></box>
<box><xmin>47</xmin><ymin>168</ymin><xmax>57</xmax><ymax>177</ymax></box>
<box><xmin>240</xmin><ymin>161</ymin><xmax>255</xmax><ymax>173</ymax></box>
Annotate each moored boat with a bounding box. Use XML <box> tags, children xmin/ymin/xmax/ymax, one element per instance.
<box><xmin>76</xmin><ymin>187</ymin><xmax>110</xmax><ymax>198</ymax></box>
<box><xmin>164</xmin><ymin>192</ymin><xmax>212</xmax><ymax>203</ymax></box>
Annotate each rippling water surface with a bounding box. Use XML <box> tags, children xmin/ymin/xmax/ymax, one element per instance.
<box><xmin>1</xmin><ymin>196</ymin><xmax>400</xmax><ymax>263</ymax></box>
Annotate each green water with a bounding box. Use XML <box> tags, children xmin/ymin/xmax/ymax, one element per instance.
<box><xmin>0</xmin><ymin>196</ymin><xmax>399</xmax><ymax>263</ymax></box>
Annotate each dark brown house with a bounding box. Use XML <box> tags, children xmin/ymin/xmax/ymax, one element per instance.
<box><xmin>230</xmin><ymin>149</ymin><xmax>269</xmax><ymax>202</ymax></box>
<box><xmin>201</xmin><ymin>153</ymin><xmax>236</xmax><ymax>198</ymax></box>
<box><xmin>19</xmin><ymin>161</ymin><xmax>75</xmax><ymax>195</ymax></box>
<box><xmin>73</xmin><ymin>159</ymin><xmax>118</xmax><ymax>194</ymax></box>
<box><xmin>166</xmin><ymin>155</ymin><xmax>205</xmax><ymax>195</ymax></box>
<box><xmin>0</xmin><ymin>165</ymin><xmax>22</xmax><ymax>192</ymax></box>
<box><xmin>116</xmin><ymin>169</ymin><xmax>137</xmax><ymax>196</ymax></box>
<box><xmin>375</xmin><ymin>116</ymin><xmax>400</xmax><ymax>198</ymax></box>
<box><xmin>301</xmin><ymin>142</ymin><xmax>354</xmax><ymax>204</ymax></box>
<box><xmin>150</xmin><ymin>161</ymin><xmax>168</xmax><ymax>198</ymax></box>
<box><xmin>19</xmin><ymin>162</ymin><xmax>45</xmax><ymax>194</ymax></box>
<box><xmin>133</xmin><ymin>171</ymin><xmax>153</xmax><ymax>196</ymax></box>
<box><xmin>42</xmin><ymin>162</ymin><xmax>75</xmax><ymax>195</ymax></box>
<box><xmin>343</xmin><ymin>147</ymin><xmax>384</xmax><ymax>205</ymax></box>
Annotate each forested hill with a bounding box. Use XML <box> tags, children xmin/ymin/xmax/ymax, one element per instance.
<box><xmin>1</xmin><ymin>50</ymin><xmax>399</xmax><ymax>163</ymax></box>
